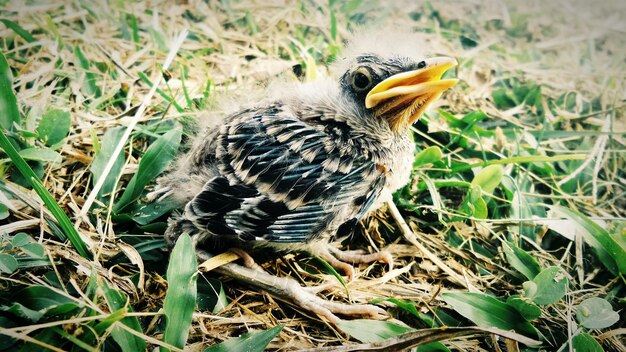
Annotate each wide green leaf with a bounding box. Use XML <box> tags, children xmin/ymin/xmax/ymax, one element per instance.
<box><xmin>503</xmin><ymin>241</ymin><xmax>541</xmax><ymax>280</ymax></box>
<box><xmin>90</xmin><ymin>126</ymin><xmax>125</xmax><ymax>199</ymax></box>
<box><xmin>552</xmin><ymin>206</ymin><xmax>625</xmax><ymax>276</ymax></box>
<box><xmin>572</xmin><ymin>333</ymin><xmax>604</xmax><ymax>352</ymax></box>
<box><xmin>0</xmin><ymin>253</ymin><xmax>18</xmax><ymax>274</ymax></box>
<box><xmin>18</xmin><ymin>147</ymin><xmax>62</xmax><ymax>163</ymax></box>
<box><xmin>523</xmin><ymin>266</ymin><xmax>567</xmax><ymax>305</ymax></box>
<box><xmin>203</xmin><ymin>325</ymin><xmax>283</xmax><ymax>352</ymax></box>
<box><xmin>470</xmin><ymin>165</ymin><xmax>503</xmax><ymax>195</ymax></box>
<box><xmin>36</xmin><ymin>109</ymin><xmax>70</xmax><ymax>147</ymax></box>
<box><xmin>414</xmin><ymin>146</ymin><xmax>443</xmax><ymax>167</ymax></box>
<box><xmin>441</xmin><ymin>292</ymin><xmax>536</xmax><ymax>336</ymax></box>
<box><xmin>506</xmin><ymin>295</ymin><xmax>541</xmax><ymax>321</ymax></box>
<box><xmin>114</xmin><ymin>128</ymin><xmax>181</xmax><ymax>212</ymax></box>
<box><xmin>337</xmin><ymin>319</ymin><xmax>415</xmax><ymax>343</ymax></box>
<box><xmin>162</xmin><ymin>233</ymin><xmax>197</xmax><ymax>351</ymax></box>
<box><xmin>102</xmin><ymin>281</ymin><xmax>146</xmax><ymax>352</ymax></box>
<box><xmin>575</xmin><ymin>297</ymin><xmax>619</xmax><ymax>330</ymax></box>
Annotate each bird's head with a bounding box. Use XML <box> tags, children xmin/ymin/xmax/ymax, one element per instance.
<box><xmin>339</xmin><ymin>53</ymin><xmax>458</xmax><ymax>132</ymax></box>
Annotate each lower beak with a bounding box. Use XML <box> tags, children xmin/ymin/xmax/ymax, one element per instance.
<box><xmin>365</xmin><ymin>57</ymin><xmax>458</xmax><ymax>130</ymax></box>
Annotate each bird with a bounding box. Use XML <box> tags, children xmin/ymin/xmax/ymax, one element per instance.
<box><xmin>154</xmin><ymin>31</ymin><xmax>458</xmax><ymax>321</ymax></box>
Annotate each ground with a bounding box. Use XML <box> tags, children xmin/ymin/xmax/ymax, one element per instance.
<box><xmin>0</xmin><ymin>0</ymin><xmax>624</xmax><ymax>351</ymax></box>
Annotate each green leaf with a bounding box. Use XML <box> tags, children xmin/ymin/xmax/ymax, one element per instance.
<box><xmin>575</xmin><ymin>297</ymin><xmax>619</xmax><ymax>330</ymax></box>
<box><xmin>337</xmin><ymin>319</ymin><xmax>415</xmax><ymax>343</ymax></box>
<box><xmin>0</xmin><ymin>302</ymin><xmax>44</xmax><ymax>322</ymax></box>
<box><xmin>90</xmin><ymin>126</ymin><xmax>125</xmax><ymax>199</ymax></box>
<box><xmin>162</xmin><ymin>233</ymin><xmax>197</xmax><ymax>351</ymax></box>
<box><xmin>17</xmin><ymin>285</ymin><xmax>76</xmax><ymax>310</ymax></box>
<box><xmin>102</xmin><ymin>281</ymin><xmax>146</xmax><ymax>352</ymax></box>
<box><xmin>0</xmin><ymin>19</ymin><xmax>36</xmax><ymax>43</ymax></box>
<box><xmin>506</xmin><ymin>296</ymin><xmax>541</xmax><ymax>321</ymax></box>
<box><xmin>441</xmin><ymin>292</ymin><xmax>536</xmax><ymax>336</ymax></box>
<box><xmin>502</xmin><ymin>241</ymin><xmax>541</xmax><ymax>280</ymax></box>
<box><xmin>572</xmin><ymin>333</ymin><xmax>604</xmax><ymax>352</ymax></box>
<box><xmin>114</xmin><ymin>129</ymin><xmax>181</xmax><ymax>213</ymax></box>
<box><xmin>414</xmin><ymin>146</ymin><xmax>443</xmax><ymax>167</ymax></box>
<box><xmin>470</xmin><ymin>165</ymin><xmax>503</xmax><ymax>195</ymax></box>
<box><xmin>36</xmin><ymin>109</ymin><xmax>70</xmax><ymax>147</ymax></box>
<box><xmin>130</xmin><ymin>198</ymin><xmax>180</xmax><ymax>225</ymax></box>
<box><xmin>552</xmin><ymin>206</ymin><xmax>626</xmax><ymax>276</ymax></box>
<box><xmin>523</xmin><ymin>266</ymin><xmax>567</xmax><ymax>305</ymax></box>
<box><xmin>0</xmin><ymin>253</ymin><xmax>18</xmax><ymax>274</ymax></box>
<box><xmin>74</xmin><ymin>46</ymin><xmax>101</xmax><ymax>98</ymax></box>
<box><xmin>0</xmin><ymin>52</ymin><xmax>20</xmax><ymax>130</ymax></box>
<box><xmin>203</xmin><ymin>325</ymin><xmax>283</xmax><ymax>352</ymax></box>
<box><xmin>18</xmin><ymin>147</ymin><xmax>62</xmax><ymax>163</ymax></box>
<box><xmin>0</xmin><ymin>203</ymin><xmax>8</xmax><ymax>219</ymax></box>
<box><xmin>20</xmin><ymin>243</ymin><xmax>45</xmax><ymax>258</ymax></box>
<box><xmin>12</xmin><ymin>232</ymin><xmax>33</xmax><ymax>247</ymax></box>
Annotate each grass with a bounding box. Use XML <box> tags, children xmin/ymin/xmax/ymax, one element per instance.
<box><xmin>0</xmin><ymin>0</ymin><xmax>624</xmax><ymax>351</ymax></box>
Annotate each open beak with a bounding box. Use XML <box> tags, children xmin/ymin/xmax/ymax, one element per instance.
<box><xmin>365</xmin><ymin>57</ymin><xmax>458</xmax><ymax>131</ymax></box>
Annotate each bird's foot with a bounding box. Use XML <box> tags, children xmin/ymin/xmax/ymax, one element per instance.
<box><xmin>312</xmin><ymin>245</ymin><xmax>394</xmax><ymax>280</ymax></box>
<box><xmin>199</xmin><ymin>250</ymin><xmax>387</xmax><ymax>324</ymax></box>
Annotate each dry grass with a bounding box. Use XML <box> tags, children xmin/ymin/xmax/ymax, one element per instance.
<box><xmin>1</xmin><ymin>0</ymin><xmax>624</xmax><ymax>351</ymax></box>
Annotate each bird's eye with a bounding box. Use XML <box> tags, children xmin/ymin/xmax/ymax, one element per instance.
<box><xmin>417</xmin><ymin>61</ymin><xmax>427</xmax><ymax>69</ymax></box>
<box><xmin>351</xmin><ymin>68</ymin><xmax>373</xmax><ymax>92</ymax></box>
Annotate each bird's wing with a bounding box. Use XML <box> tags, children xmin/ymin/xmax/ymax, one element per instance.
<box><xmin>185</xmin><ymin>104</ymin><xmax>385</xmax><ymax>243</ymax></box>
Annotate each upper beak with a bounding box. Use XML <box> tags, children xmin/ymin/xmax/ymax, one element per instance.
<box><xmin>365</xmin><ymin>57</ymin><xmax>458</xmax><ymax>129</ymax></box>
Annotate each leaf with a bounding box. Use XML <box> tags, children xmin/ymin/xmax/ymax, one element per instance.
<box><xmin>20</xmin><ymin>243</ymin><xmax>45</xmax><ymax>258</ymax></box>
<box><xmin>0</xmin><ymin>19</ymin><xmax>36</xmax><ymax>43</ymax></box>
<box><xmin>16</xmin><ymin>285</ymin><xmax>76</xmax><ymax>311</ymax></box>
<box><xmin>36</xmin><ymin>109</ymin><xmax>70</xmax><ymax>147</ymax></box>
<box><xmin>337</xmin><ymin>319</ymin><xmax>415</xmax><ymax>343</ymax></box>
<box><xmin>114</xmin><ymin>129</ymin><xmax>181</xmax><ymax>213</ymax></box>
<box><xmin>414</xmin><ymin>146</ymin><xmax>443</xmax><ymax>167</ymax></box>
<box><xmin>502</xmin><ymin>241</ymin><xmax>541</xmax><ymax>280</ymax></box>
<box><xmin>130</xmin><ymin>198</ymin><xmax>180</xmax><ymax>225</ymax></box>
<box><xmin>575</xmin><ymin>297</ymin><xmax>619</xmax><ymax>329</ymax></box>
<box><xmin>203</xmin><ymin>325</ymin><xmax>283</xmax><ymax>352</ymax></box>
<box><xmin>441</xmin><ymin>292</ymin><xmax>536</xmax><ymax>336</ymax></box>
<box><xmin>0</xmin><ymin>253</ymin><xmax>18</xmax><ymax>274</ymax></box>
<box><xmin>12</xmin><ymin>232</ymin><xmax>33</xmax><ymax>247</ymax></box>
<box><xmin>0</xmin><ymin>203</ymin><xmax>8</xmax><ymax>220</ymax></box>
<box><xmin>0</xmin><ymin>52</ymin><xmax>20</xmax><ymax>130</ymax></box>
<box><xmin>74</xmin><ymin>46</ymin><xmax>101</xmax><ymax>98</ymax></box>
<box><xmin>552</xmin><ymin>206</ymin><xmax>626</xmax><ymax>276</ymax></box>
<box><xmin>102</xmin><ymin>281</ymin><xmax>146</xmax><ymax>352</ymax></box>
<box><xmin>506</xmin><ymin>295</ymin><xmax>541</xmax><ymax>321</ymax></box>
<box><xmin>0</xmin><ymin>302</ymin><xmax>44</xmax><ymax>322</ymax></box>
<box><xmin>18</xmin><ymin>147</ymin><xmax>62</xmax><ymax>163</ymax></box>
<box><xmin>161</xmin><ymin>233</ymin><xmax>197</xmax><ymax>351</ymax></box>
<box><xmin>523</xmin><ymin>266</ymin><xmax>567</xmax><ymax>305</ymax></box>
<box><xmin>471</xmin><ymin>165</ymin><xmax>503</xmax><ymax>195</ymax></box>
<box><xmin>90</xmin><ymin>126</ymin><xmax>125</xmax><ymax>199</ymax></box>
<box><xmin>572</xmin><ymin>333</ymin><xmax>605</xmax><ymax>352</ymax></box>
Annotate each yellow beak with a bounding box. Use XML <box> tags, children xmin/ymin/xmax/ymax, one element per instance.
<box><xmin>365</xmin><ymin>57</ymin><xmax>458</xmax><ymax>130</ymax></box>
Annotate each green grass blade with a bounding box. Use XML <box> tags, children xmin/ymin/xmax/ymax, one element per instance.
<box><xmin>113</xmin><ymin>128</ymin><xmax>181</xmax><ymax>212</ymax></box>
<box><xmin>203</xmin><ymin>325</ymin><xmax>283</xmax><ymax>352</ymax></box>
<box><xmin>553</xmin><ymin>206</ymin><xmax>625</xmax><ymax>276</ymax></box>
<box><xmin>74</xmin><ymin>46</ymin><xmax>101</xmax><ymax>98</ymax></box>
<box><xmin>0</xmin><ymin>19</ymin><xmax>36</xmax><ymax>43</ymax></box>
<box><xmin>451</xmin><ymin>154</ymin><xmax>587</xmax><ymax>173</ymax></box>
<box><xmin>0</xmin><ymin>52</ymin><xmax>20</xmax><ymax>130</ymax></box>
<box><xmin>162</xmin><ymin>233</ymin><xmax>197</xmax><ymax>351</ymax></box>
<box><xmin>102</xmin><ymin>281</ymin><xmax>146</xmax><ymax>352</ymax></box>
<box><xmin>0</xmin><ymin>130</ymin><xmax>91</xmax><ymax>259</ymax></box>
<box><xmin>137</xmin><ymin>71</ymin><xmax>184</xmax><ymax>112</ymax></box>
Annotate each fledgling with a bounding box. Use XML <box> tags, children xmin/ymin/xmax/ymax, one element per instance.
<box><xmin>156</xmin><ymin>31</ymin><xmax>458</xmax><ymax>279</ymax></box>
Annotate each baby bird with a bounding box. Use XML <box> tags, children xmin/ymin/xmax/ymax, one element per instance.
<box><xmin>156</xmin><ymin>34</ymin><xmax>457</xmax><ymax>319</ymax></box>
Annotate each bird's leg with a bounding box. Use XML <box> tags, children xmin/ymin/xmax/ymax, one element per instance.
<box><xmin>308</xmin><ymin>243</ymin><xmax>394</xmax><ymax>280</ymax></box>
<box><xmin>198</xmin><ymin>250</ymin><xmax>387</xmax><ymax>324</ymax></box>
